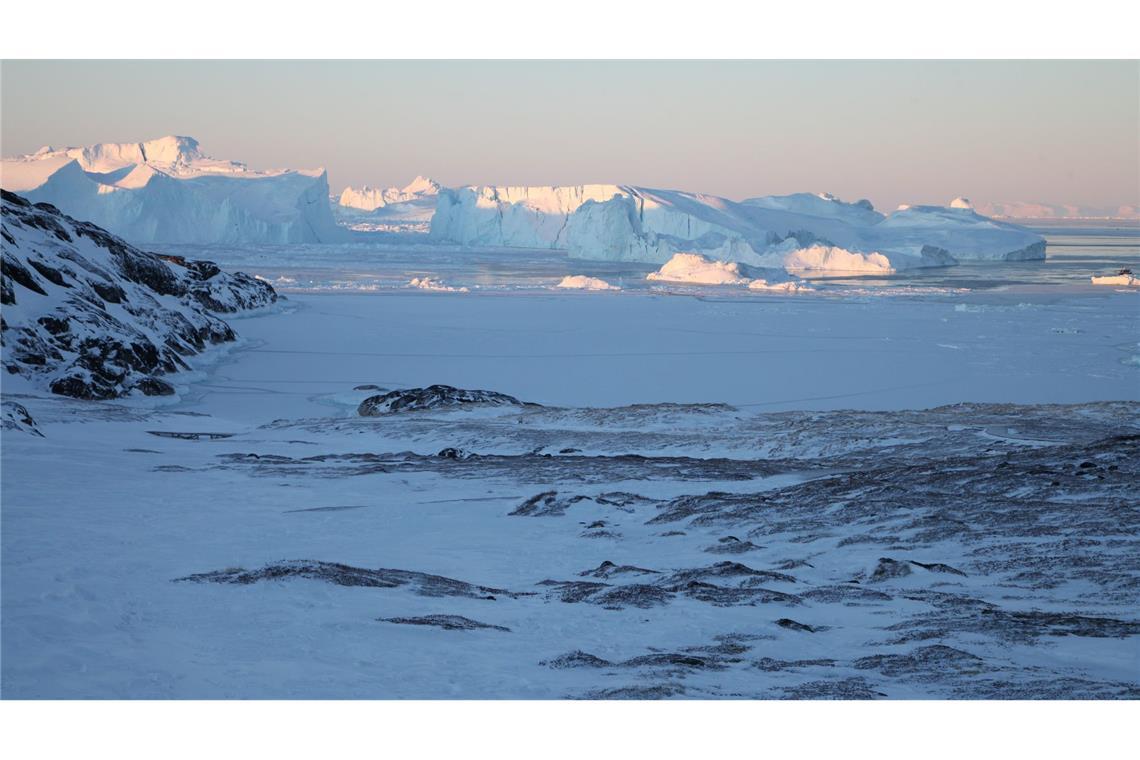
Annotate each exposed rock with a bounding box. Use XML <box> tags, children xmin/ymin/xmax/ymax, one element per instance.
<box><xmin>358</xmin><ymin>384</ymin><xmax>533</xmax><ymax>416</ymax></box>
<box><xmin>704</xmin><ymin>535</ymin><xmax>763</xmax><ymax>554</ymax></box>
<box><xmin>579</xmin><ymin>560</ymin><xmax>660</xmax><ymax>579</ymax></box>
<box><xmin>174</xmin><ymin>560</ymin><xmax>521</xmax><ymax>599</ymax></box>
<box><xmin>776</xmin><ymin>618</ymin><xmax>821</xmax><ymax>633</ymax></box>
<box><xmin>1</xmin><ymin>189</ymin><xmax>275</xmax><ymax>399</ymax></box>
<box><xmin>1</xmin><ymin>401</ymin><xmax>43</xmax><ymax>436</ymax></box>
<box><xmin>854</xmin><ymin>645</ymin><xmax>986</xmax><ymax>678</ymax></box>
<box><xmin>781</xmin><ymin>677</ymin><xmax>887</xmax><ymax>700</ymax></box>
<box><xmin>377</xmin><ymin>615</ymin><xmax>510</xmax><ymax>632</ymax></box>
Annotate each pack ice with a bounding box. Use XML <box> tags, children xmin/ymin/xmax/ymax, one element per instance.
<box><xmin>0</xmin><ymin>190</ymin><xmax>276</xmax><ymax>399</ymax></box>
<box><xmin>430</xmin><ymin>185</ymin><xmax>1046</xmax><ymax>272</ymax></box>
<box><xmin>1</xmin><ymin>136</ymin><xmax>346</xmax><ymax>245</ymax></box>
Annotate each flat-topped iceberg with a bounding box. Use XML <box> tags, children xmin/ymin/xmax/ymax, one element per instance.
<box><xmin>427</xmin><ymin>184</ymin><xmax>1046</xmax><ymax>271</ymax></box>
<box><xmin>338</xmin><ymin>176</ymin><xmax>441</xmax><ymax>211</ymax></box>
<box><xmin>1</xmin><ymin>136</ymin><xmax>346</xmax><ymax>245</ymax></box>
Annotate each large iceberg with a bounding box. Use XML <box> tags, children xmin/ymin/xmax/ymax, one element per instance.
<box><xmin>338</xmin><ymin>176</ymin><xmax>441</xmax><ymax>211</ymax></box>
<box><xmin>1</xmin><ymin>136</ymin><xmax>346</xmax><ymax>245</ymax></box>
<box><xmin>334</xmin><ymin>176</ymin><xmax>441</xmax><ymax>235</ymax></box>
<box><xmin>429</xmin><ymin>185</ymin><xmax>627</xmax><ymax>248</ymax></box>
<box><xmin>427</xmin><ymin>184</ymin><xmax>1046</xmax><ymax>271</ymax></box>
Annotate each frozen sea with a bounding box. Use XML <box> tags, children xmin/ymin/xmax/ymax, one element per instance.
<box><xmin>151</xmin><ymin>221</ymin><xmax>1140</xmax><ymax>297</ymax></box>
<box><xmin>3</xmin><ymin>223</ymin><xmax>1138</xmax><ymax>699</ymax></box>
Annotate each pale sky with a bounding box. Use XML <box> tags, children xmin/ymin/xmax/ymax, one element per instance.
<box><xmin>2</xmin><ymin>60</ymin><xmax>1137</xmax><ymax>210</ymax></box>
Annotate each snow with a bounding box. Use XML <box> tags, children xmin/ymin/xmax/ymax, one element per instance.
<box><xmin>556</xmin><ymin>275</ymin><xmax>619</xmax><ymax>291</ymax></box>
<box><xmin>949</xmin><ymin>196</ymin><xmax>973</xmax><ymax>209</ymax></box>
<box><xmin>2</xmin><ymin>283</ymin><xmax>1138</xmax><ymax>698</ymax></box>
<box><xmin>1</xmin><ymin>136</ymin><xmax>346</xmax><ymax>245</ymax></box>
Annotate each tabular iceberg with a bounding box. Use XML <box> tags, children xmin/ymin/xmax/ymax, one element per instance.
<box><xmin>1</xmin><ymin>136</ymin><xmax>347</xmax><ymax>245</ymax></box>
<box><xmin>426</xmin><ymin>183</ymin><xmax>1046</xmax><ymax>272</ymax></box>
<box><xmin>334</xmin><ymin>176</ymin><xmax>441</xmax><ymax>234</ymax></box>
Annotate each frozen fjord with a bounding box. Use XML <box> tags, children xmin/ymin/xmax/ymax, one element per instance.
<box><xmin>3</xmin><ymin>283</ymin><xmax>1139</xmax><ymax>699</ymax></box>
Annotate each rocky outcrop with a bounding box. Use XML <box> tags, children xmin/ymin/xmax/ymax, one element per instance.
<box><xmin>2</xmin><ymin>191</ymin><xmax>276</xmax><ymax>399</ymax></box>
<box><xmin>357</xmin><ymin>384</ymin><xmax>533</xmax><ymax>416</ymax></box>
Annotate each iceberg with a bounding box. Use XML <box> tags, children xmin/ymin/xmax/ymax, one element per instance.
<box><xmin>1</xmin><ymin>136</ymin><xmax>347</xmax><ymax>245</ymax></box>
<box><xmin>426</xmin><ymin>183</ymin><xmax>1046</xmax><ymax>271</ymax></box>
<box><xmin>334</xmin><ymin>177</ymin><xmax>441</xmax><ymax>235</ymax></box>
<box><xmin>645</xmin><ymin>253</ymin><xmax>753</xmax><ymax>285</ymax></box>
<box><xmin>338</xmin><ymin>176</ymin><xmax>441</xmax><ymax>211</ymax></box>
<box><xmin>430</xmin><ymin>185</ymin><xmax>626</xmax><ymax>248</ymax></box>
<box><xmin>556</xmin><ymin>275</ymin><xmax>619</xmax><ymax>291</ymax></box>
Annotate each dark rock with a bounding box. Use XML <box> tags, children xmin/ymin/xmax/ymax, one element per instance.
<box><xmin>579</xmin><ymin>561</ymin><xmax>659</xmax><ymax>579</ymax></box>
<box><xmin>357</xmin><ymin>384</ymin><xmax>533</xmax><ymax>416</ymax></box>
<box><xmin>1</xmin><ymin>191</ymin><xmax>275</xmax><ymax>399</ymax></box>
<box><xmin>174</xmin><ymin>559</ymin><xmax>521</xmax><ymax>600</ymax></box>
<box><xmin>776</xmin><ymin>618</ymin><xmax>819</xmax><ymax>633</ymax></box>
<box><xmin>377</xmin><ymin>615</ymin><xmax>510</xmax><ymax>632</ymax></box>
<box><xmin>1</xmin><ymin>401</ymin><xmax>44</xmax><ymax>437</ymax></box>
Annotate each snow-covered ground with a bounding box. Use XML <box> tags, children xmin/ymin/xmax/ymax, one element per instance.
<box><xmin>2</xmin><ymin>271</ymin><xmax>1138</xmax><ymax>698</ymax></box>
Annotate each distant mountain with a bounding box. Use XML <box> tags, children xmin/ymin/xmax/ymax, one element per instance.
<box><xmin>970</xmin><ymin>200</ymin><xmax>1139</xmax><ymax>220</ymax></box>
<box><xmin>1</xmin><ymin>136</ymin><xmax>346</xmax><ymax>245</ymax></box>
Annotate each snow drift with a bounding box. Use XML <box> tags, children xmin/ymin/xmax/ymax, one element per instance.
<box><xmin>427</xmin><ymin>184</ymin><xmax>1045</xmax><ymax>271</ymax></box>
<box><xmin>1</xmin><ymin>136</ymin><xmax>346</xmax><ymax>245</ymax></box>
<box><xmin>0</xmin><ymin>190</ymin><xmax>276</xmax><ymax>399</ymax></box>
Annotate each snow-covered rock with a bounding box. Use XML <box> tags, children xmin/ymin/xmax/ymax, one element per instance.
<box><xmin>556</xmin><ymin>275</ymin><xmax>619</xmax><ymax>291</ymax></box>
<box><xmin>338</xmin><ymin>176</ymin><xmax>441</xmax><ymax>211</ymax></box>
<box><xmin>949</xmin><ymin>197</ymin><xmax>974</xmax><ymax>209</ymax></box>
<box><xmin>427</xmin><ymin>182</ymin><xmax>1045</xmax><ymax>270</ymax></box>
<box><xmin>357</xmin><ymin>385</ymin><xmax>532</xmax><ymax>415</ymax></box>
<box><xmin>646</xmin><ymin>253</ymin><xmax>753</xmax><ymax>285</ymax></box>
<box><xmin>1</xmin><ymin>136</ymin><xmax>346</xmax><ymax>245</ymax></box>
<box><xmin>1</xmin><ymin>190</ymin><xmax>277</xmax><ymax>399</ymax></box>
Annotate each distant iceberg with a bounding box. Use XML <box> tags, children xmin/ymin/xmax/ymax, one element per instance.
<box><xmin>1</xmin><ymin>136</ymin><xmax>347</xmax><ymax>245</ymax></box>
<box><xmin>426</xmin><ymin>184</ymin><xmax>1046</xmax><ymax>271</ymax></box>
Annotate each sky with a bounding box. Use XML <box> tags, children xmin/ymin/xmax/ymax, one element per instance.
<box><xmin>2</xmin><ymin>60</ymin><xmax>1137</xmax><ymax>210</ymax></box>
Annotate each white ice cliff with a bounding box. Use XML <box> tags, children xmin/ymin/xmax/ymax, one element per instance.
<box><xmin>427</xmin><ymin>185</ymin><xmax>1046</xmax><ymax>271</ymax></box>
<box><xmin>1</xmin><ymin>136</ymin><xmax>346</xmax><ymax>245</ymax></box>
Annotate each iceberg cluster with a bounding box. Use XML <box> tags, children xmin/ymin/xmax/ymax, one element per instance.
<box><xmin>1</xmin><ymin>136</ymin><xmax>346</xmax><ymax>245</ymax></box>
